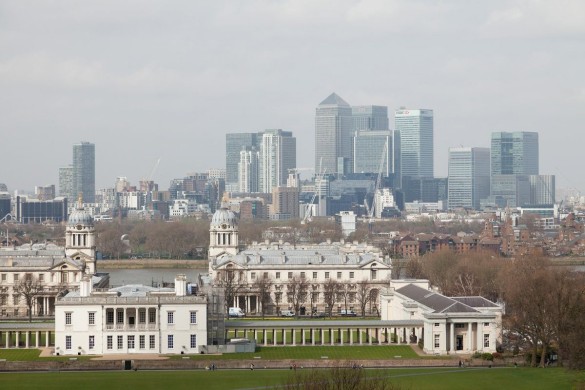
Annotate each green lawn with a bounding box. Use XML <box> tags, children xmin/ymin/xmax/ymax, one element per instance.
<box><xmin>171</xmin><ymin>345</ymin><xmax>421</xmax><ymax>360</ymax></box>
<box><xmin>0</xmin><ymin>367</ymin><xmax>583</xmax><ymax>390</ymax></box>
<box><xmin>0</xmin><ymin>349</ymin><xmax>92</xmax><ymax>362</ymax></box>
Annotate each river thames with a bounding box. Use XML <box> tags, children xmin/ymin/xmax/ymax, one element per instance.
<box><xmin>100</xmin><ymin>268</ymin><xmax>206</xmax><ymax>287</ymax></box>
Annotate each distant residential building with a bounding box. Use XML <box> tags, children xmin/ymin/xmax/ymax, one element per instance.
<box><xmin>353</xmin><ymin>130</ymin><xmax>393</xmax><ymax>176</ymax></box>
<box><xmin>72</xmin><ymin>142</ymin><xmax>95</xmax><ymax>203</ymax></box>
<box><xmin>207</xmin><ymin>168</ymin><xmax>226</xmax><ymax>180</ymax></box>
<box><xmin>238</xmin><ymin>147</ymin><xmax>260</xmax><ymax>193</ymax></box>
<box><xmin>352</xmin><ymin>105</ymin><xmax>389</xmax><ymax>131</ymax></box>
<box><xmin>59</xmin><ymin>166</ymin><xmax>74</xmax><ymax>200</ymax></box>
<box><xmin>448</xmin><ymin>147</ymin><xmax>490</xmax><ymax>210</ymax></box>
<box><xmin>117</xmin><ymin>191</ymin><xmax>142</xmax><ymax>210</ymax></box>
<box><xmin>270</xmin><ymin>186</ymin><xmax>299</xmax><ymax>220</ymax></box>
<box><xmin>315</xmin><ymin>93</ymin><xmax>353</xmax><ymax>175</ymax></box>
<box><xmin>35</xmin><ymin>185</ymin><xmax>56</xmax><ymax>201</ymax></box>
<box><xmin>374</xmin><ymin>188</ymin><xmax>395</xmax><ymax>218</ymax></box>
<box><xmin>395</xmin><ymin>109</ymin><xmax>434</xmax><ymax>180</ymax></box>
<box><xmin>260</xmin><ymin>129</ymin><xmax>296</xmax><ymax>193</ymax></box>
<box><xmin>335</xmin><ymin>211</ymin><xmax>357</xmax><ymax>236</ymax></box>
<box><xmin>114</xmin><ymin>177</ymin><xmax>130</xmax><ymax>193</ymax></box>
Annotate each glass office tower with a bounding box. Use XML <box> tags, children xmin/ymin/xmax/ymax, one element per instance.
<box><xmin>315</xmin><ymin>93</ymin><xmax>353</xmax><ymax>175</ymax></box>
<box><xmin>395</xmin><ymin>109</ymin><xmax>434</xmax><ymax>180</ymax></box>
<box><xmin>448</xmin><ymin>147</ymin><xmax>490</xmax><ymax>210</ymax></box>
<box><xmin>491</xmin><ymin>132</ymin><xmax>539</xmax><ymax>176</ymax></box>
<box><xmin>72</xmin><ymin>142</ymin><xmax>95</xmax><ymax>203</ymax></box>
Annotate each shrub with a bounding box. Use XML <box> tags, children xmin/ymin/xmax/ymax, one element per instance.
<box><xmin>481</xmin><ymin>353</ymin><xmax>494</xmax><ymax>361</ymax></box>
<box><xmin>491</xmin><ymin>352</ymin><xmax>502</xmax><ymax>360</ymax></box>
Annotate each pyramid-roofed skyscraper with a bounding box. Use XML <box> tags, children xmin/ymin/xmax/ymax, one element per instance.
<box><xmin>315</xmin><ymin>93</ymin><xmax>353</xmax><ymax>175</ymax></box>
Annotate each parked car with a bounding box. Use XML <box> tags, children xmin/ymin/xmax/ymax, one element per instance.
<box><xmin>311</xmin><ymin>311</ymin><xmax>326</xmax><ymax>318</ymax></box>
<box><xmin>340</xmin><ymin>309</ymin><xmax>357</xmax><ymax>317</ymax></box>
<box><xmin>281</xmin><ymin>310</ymin><xmax>295</xmax><ymax>317</ymax></box>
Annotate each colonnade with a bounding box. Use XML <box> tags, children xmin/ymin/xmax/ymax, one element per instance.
<box><xmin>0</xmin><ymin>330</ymin><xmax>53</xmax><ymax>348</ymax></box>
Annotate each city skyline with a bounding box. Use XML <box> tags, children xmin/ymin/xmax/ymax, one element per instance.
<box><xmin>1</xmin><ymin>2</ymin><xmax>584</xmax><ymax>193</ymax></box>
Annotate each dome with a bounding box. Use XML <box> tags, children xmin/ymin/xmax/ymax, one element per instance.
<box><xmin>211</xmin><ymin>207</ymin><xmax>237</xmax><ymax>228</ymax></box>
<box><xmin>67</xmin><ymin>207</ymin><xmax>94</xmax><ymax>227</ymax></box>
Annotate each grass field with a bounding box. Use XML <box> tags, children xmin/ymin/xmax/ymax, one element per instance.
<box><xmin>0</xmin><ymin>367</ymin><xmax>583</xmax><ymax>390</ymax></box>
<box><xmin>0</xmin><ymin>349</ymin><xmax>92</xmax><ymax>362</ymax></box>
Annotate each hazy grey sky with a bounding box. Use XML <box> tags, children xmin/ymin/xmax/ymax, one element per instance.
<box><xmin>1</xmin><ymin>1</ymin><xmax>584</xmax><ymax>194</ymax></box>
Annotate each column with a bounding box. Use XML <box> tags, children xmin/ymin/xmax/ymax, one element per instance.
<box><xmin>377</xmin><ymin>329</ymin><xmax>381</xmax><ymax>345</ymax></box>
<box><xmin>449</xmin><ymin>323</ymin><xmax>455</xmax><ymax>353</ymax></box>
<box><xmin>292</xmin><ymin>328</ymin><xmax>296</xmax><ymax>346</ymax></box>
<box><xmin>477</xmin><ymin>322</ymin><xmax>483</xmax><ymax>351</ymax></box>
<box><xmin>5</xmin><ymin>331</ymin><xmax>10</xmax><ymax>348</ymax></box>
<box><xmin>273</xmin><ymin>329</ymin><xmax>277</xmax><ymax>346</ymax></box>
<box><xmin>302</xmin><ymin>329</ymin><xmax>305</xmax><ymax>346</ymax></box>
<box><xmin>282</xmin><ymin>329</ymin><xmax>286</xmax><ymax>345</ymax></box>
<box><xmin>350</xmin><ymin>328</ymin><xmax>354</xmax><ymax>345</ymax></box>
<box><xmin>358</xmin><ymin>328</ymin><xmax>363</xmax><ymax>345</ymax></box>
<box><xmin>46</xmin><ymin>331</ymin><xmax>50</xmax><ymax>347</ymax></box>
<box><xmin>263</xmin><ymin>329</ymin><xmax>267</xmax><ymax>346</ymax></box>
<box><xmin>368</xmin><ymin>328</ymin><xmax>372</xmax><ymax>345</ymax></box>
<box><xmin>35</xmin><ymin>331</ymin><xmax>40</xmax><ymax>348</ymax></box>
<box><xmin>311</xmin><ymin>328</ymin><xmax>315</xmax><ymax>346</ymax></box>
<box><xmin>320</xmin><ymin>329</ymin><xmax>324</xmax><ymax>345</ymax></box>
<box><xmin>25</xmin><ymin>332</ymin><xmax>30</xmax><ymax>348</ymax></box>
<box><xmin>467</xmin><ymin>322</ymin><xmax>473</xmax><ymax>352</ymax></box>
<box><xmin>253</xmin><ymin>329</ymin><xmax>257</xmax><ymax>343</ymax></box>
<box><xmin>330</xmin><ymin>328</ymin><xmax>334</xmax><ymax>345</ymax></box>
<box><xmin>340</xmin><ymin>328</ymin><xmax>344</xmax><ymax>345</ymax></box>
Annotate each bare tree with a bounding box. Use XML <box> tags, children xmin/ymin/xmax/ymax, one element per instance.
<box><xmin>215</xmin><ymin>268</ymin><xmax>243</xmax><ymax>317</ymax></box>
<box><xmin>287</xmin><ymin>275</ymin><xmax>308</xmax><ymax>316</ymax></box>
<box><xmin>404</xmin><ymin>257</ymin><xmax>426</xmax><ymax>279</ymax></box>
<box><xmin>322</xmin><ymin>279</ymin><xmax>339</xmax><ymax>317</ymax></box>
<box><xmin>13</xmin><ymin>274</ymin><xmax>43</xmax><ymax>322</ymax></box>
<box><xmin>95</xmin><ymin>224</ymin><xmax>127</xmax><ymax>259</ymax></box>
<box><xmin>356</xmin><ymin>280</ymin><xmax>372</xmax><ymax>317</ymax></box>
<box><xmin>253</xmin><ymin>274</ymin><xmax>274</xmax><ymax>319</ymax></box>
<box><xmin>337</xmin><ymin>281</ymin><xmax>352</xmax><ymax>313</ymax></box>
<box><xmin>309</xmin><ymin>283</ymin><xmax>320</xmax><ymax>316</ymax></box>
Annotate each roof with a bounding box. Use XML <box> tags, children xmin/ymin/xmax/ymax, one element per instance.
<box><xmin>452</xmin><ymin>296</ymin><xmax>500</xmax><ymax>308</ymax></box>
<box><xmin>395</xmin><ymin>284</ymin><xmax>479</xmax><ymax>314</ymax></box>
<box><xmin>319</xmin><ymin>93</ymin><xmax>350</xmax><ymax>106</ymax></box>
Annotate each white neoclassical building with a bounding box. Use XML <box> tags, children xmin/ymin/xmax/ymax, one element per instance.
<box><xmin>208</xmin><ymin>205</ymin><xmax>392</xmax><ymax>315</ymax></box>
<box><xmin>380</xmin><ymin>280</ymin><xmax>502</xmax><ymax>355</ymax></box>
<box><xmin>55</xmin><ymin>274</ymin><xmax>207</xmax><ymax>356</ymax></box>
<box><xmin>0</xmin><ymin>200</ymin><xmax>108</xmax><ymax>318</ymax></box>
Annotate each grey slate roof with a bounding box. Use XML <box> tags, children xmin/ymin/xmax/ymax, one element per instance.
<box><xmin>452</xmin><ymin>296</ymin><xmax>500</xmax><ymax>308</ymax></box>
<box><xmin>396</xmin><ymin>284</ymin><xmax>480</xmax><ymax>314</ymax></box>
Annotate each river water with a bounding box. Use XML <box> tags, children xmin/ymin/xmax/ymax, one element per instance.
<box><xmin>100</xmin><ymin>268</ymin><xmax>206</xmax><ymax>287</ymax></box>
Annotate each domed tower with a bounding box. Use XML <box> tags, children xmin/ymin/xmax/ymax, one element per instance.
<box><xmin>65</xmin><ymin>194</ymin><xmax>96</xmax><ymax>274</ymax></box>
<box><xmin>208</xmin><ymin>198</ymin><xmax>239</xmax><ymax>258</ymax></box>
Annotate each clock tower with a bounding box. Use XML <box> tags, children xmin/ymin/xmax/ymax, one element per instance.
<box><xmin>208</xmin><ymin>201</ymin><xmax>239</xmax><ymax>259</ymax></box>
<box><xmin>65</xmin><ymin>194</ymin><xmax>96</xmax><ymax>274</ymax></box>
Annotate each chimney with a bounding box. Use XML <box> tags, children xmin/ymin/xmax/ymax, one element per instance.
<box><xmin>79</xmin><ymin>275</ymin><xmax>92</xmax><ymax>297</ymax></box>
<box><xmin>175</xmin><ymin>274</ymin><xmax>187</xmax><ymax>296</ymax></box>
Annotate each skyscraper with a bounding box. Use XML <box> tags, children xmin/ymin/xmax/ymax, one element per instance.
<box><xmin>226</xmin><ymin>133</ymin><xmax>260</xmax><ymax>190</ymax></box>
<box><xmin>59</xmin><ymin>165</ymin><xmax>74</xmax><ymax>200</ymax></box>
<box><xmin>490</xmin><ymin>132</ymin><xmax>539</xmax><ymax>176</ymax></box>
<box><xmin>353</xmin><ymin>130</ymin><xmax>393</xmax><ymax>176</ymax></box>
<box><xmin>448</xmin><ymin>147</ymin><xmax>490</xmax><ymax>210</ymax></box>
<box><xmin>259</xmin><ymin>129</ymin><xmax>296</xmax><ymax>193</ymax></box>
<box><xmin>395</xmin><ymin>109</ymin><xmax>434</xmax><ymax>180</ymax></box>
<box><xmin>238</xmin><ymin>147</ymin><xmax>260</xmax><ymax>193</ymax></box>
<box><xmin>315</xmin><ymin>93</ymin><xmax>353</xmax><ymax>175</ymax></box>
<box><xmin>352</xmin><ymin>105</ymin><xmax>389</xmax><ymax>131</ymax></box>
<box><xmin>72</xmin><ymin>142</ymin><xmax>95</xmax><ymax>203</ymax></box>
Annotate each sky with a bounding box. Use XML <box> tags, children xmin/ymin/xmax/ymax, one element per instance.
<box><xmin>1</xmin><ymin>1</ymin><xmax>584</xmax><ymax>195</ymax></box>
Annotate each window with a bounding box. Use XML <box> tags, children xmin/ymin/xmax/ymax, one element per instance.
<box><xmin>116</xmin><ymin>310</ymin><xmax>124</xmax><ymax>324</ymax></box>
<box><xmin>139</xmin><ymin>335</ymin><xmax>145</xmax><ymax>349</ymax></box>
<box><xmin>128</xmin><ymin>335</ymin><xmax>135</xmax><ymax>349</ymax></box>
<box><xmin>117</xmin><ymin>336</ymin><xmax>123</xmax><ymax>350</ymax></box>
<box><xmin>434</xmin><ymin>334</ymin><xmax>440</xmax><ymax>348</ymax></box>
<box><xmin>107</xmin><ymin>336</ymin><xmax>113</xmax><ymax>350</ymax></box>
<box><xmin>149</xmin><ymin>335</ymin><xmax>156</xmax><ymax>349</ymax></box>
<box><xmin>190</xmin><ymin>334</ymin><xmax>197</xmax><ymax>348</ymax></box>
<box><xmin>484</xmin><ymin>322</ymin><xmax>490</xmax><ymax>327</ymax></box>
<box><xmin>39</xmin><ymin>273</ymin><xmax>45</xmax><ymax>282</ymax></box>
<box><xmin>300</xmin><ymin>272</ymin><xmax>305</xmax><ymax>279</ymax></box>
<box><xmin>484</xmin><ymin>334</ymin><xmax>490</xmax><ymax>348</ymax></box>
<box><xmin>13</xmin><ymin>273</ymin><xmax>19</xmax><ymax>282</ymax></box>
<box><xmin>251</xmin><ymin>272</ymin><xmax>256</xmax><ymax>280</ymax></box>
<box><xmin>288</xmin><ymin>272</ymin><xmax>293</xmax><ymax>279</ymax></box>
<box><xmin>434</xmin><ymin>323</ymin><xmax>440</xmax><ymax>327</ymax></box>
<box><xmin>190</xmin><ymin>311</ymin><xmax>197</xmax><ymax>324</ymax></box>
<box><xmin>148</xmin><ymin>309</ymin><xmax>156</xmax><ymax>323</ymax></box>
<box><xmin>0</xmin><ymin>274</ymin><xmax>5</xmax><ymax>281</ymax></box>
<box><xmin>337</xmin><ymin>272</ymin><xmax>342</xmax><ymax>279</ymax></box>
<box><xmin>89</xmin><ymin>335</ymin><xmax>95</xmax><ymax>350</ymax></box>
<box><xmin>313</xmin><ymin>272</ymin><xmax>317</xmax><ymax>279</ymax></box>
<box><xmin>276</xmin><ymin>272</ymin><xmax>280</xmax><ymax>279</ymax></box>
<box><xmin>371</xmin><ymin>269</ymin><xmax>377</xmax><ymax>280</ymax></box>
<box><xmin>167</xmin><ymin>335</ymin><xmax>174</xmax><ymax>349</ymax></box>
<box><xmin>349</xmin><ymin>272</ymin><xmax>354</xmax><ymax>279</ymax></box>
<box><xmin>88</xmin><ymin>312</ymin><xmax>95</xmax><ymax>325</ymax></box>
<box><xmin>455</xmin><ymin>323</ymin><xmax>465</xmax><ymax>329</ymax></box>
<box><xmin>65</xmin><ymin>312</ymin><xmax>72</xmax><ymax>325</ymax></box>
<box><xmin>325</xmin><ymin>272</ymin><xmax>330</xmax><ymax>279</ymax></box>
<box><xmin>65</xmin><ymin>336</ymin><xmax>72</xmax><ymax>350</ymax></box>
<box><xmin>167</xmin><ymin>311</ymin><xmax>174</xmax><ymax>324</ymax></box>
<box><xmin>263</xmin><ymin>272</ymin><xmax>268</xmax><ymax>279</ymax></box>
<box><xmin>139</xmin><ymin>310</ymin><xmax>146</xmax><ymax>324</ymax></box>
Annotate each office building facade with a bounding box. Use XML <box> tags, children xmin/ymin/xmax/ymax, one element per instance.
<box><xmin>226</xmin><ymin>133</ymin><xmax>260</xmax><ymax>189</ymax></box>
<box><xmin>491</xmin><ymin>132</ymin><xmax>539</xmax><ymax>176</ymax></box>
<box><xmin>395</xmin><ymin>109</ymin><xmax>434</xmax><ymax>180</ymax></box>
<box><xmin>315</xmin><ymin>93</ymin><xmax>353</xmax><ymax>175</ymax></box>
<box><xmin>238</xmin><ymin>147</ymin><xmax>260</xmax><ymax>193</ymax></box>
<box><xmin>72</xmin><ymin>142</ymin><xmax>95</xmax><ymax>203</ymax></box>
<box><xmin>529</xmin><ymin>174</ymin><xmax>556</xmax><ymax>205</ymax></box>
<box><xmin>352</xmin><ymin>105</ymin><xmax>389</xmax><ymax>131</ymax></box>
<box><xmin>59</xmin><ymin>166</ymin><xmax>74</xmax><ymax>200</ymax></box>
<box><xmin>260</xmin><ymin>129</ymin><xmax>296</xmax><ymax>193</ymax></box>
<box><xmin>353</xmin><ymin>130</ymin><xmax>393</xmax><ymax>176</ymax></box>
<box><xmin>448</xmin><ymin>147</ymin><xmax>490</xmax><ymax>210</ymax></box>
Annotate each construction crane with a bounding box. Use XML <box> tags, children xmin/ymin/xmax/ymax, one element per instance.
<box><xmin>302</xmin><ymin>159</ymin><xmax>325</xmax><ymax>224</ymax></box>
<box><xmin>365</xmin><ymin>139</ymin><xmax>388</xmax><ymax>219</ymax></box>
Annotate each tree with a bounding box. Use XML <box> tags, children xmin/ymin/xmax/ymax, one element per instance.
<box><xmin>13</xmin><ymin>274</ymin><xmax>43</xmax><ymax>322</ymax></box>
<box><xmin>337</xmin><ymin>281</ymin><xmax>353</xmax><ymax>313</ymax></box>
<box><xmin>253</xmin><ymin>274</ymin><xmax>274</xmax><ymax>319</ymax></box>
<box><xmin>215</xmin><ymin>267</ymin><xmax>243</xmax><ymax>317</ymax></box>
<box><xmin>356</xmin><ymin>280</ymin><xmax>372</xmax><ymax>317</ymax></box>
<box><xmin>287</xmin><ymin>275</ymin><xmax>308</xmax><ymax>316</ymax></box>
<box><xmin>95</xmin><ymin>224</ymin><xmax>127</xmax><ymax>259</ymax></box>
<box><xmin>404</xmin><ymin>257</ymin><xmax>426</xmax><ymax>279</ymax></box>
<box><xmin>322</xmin><ymin>279</ymin><xmax>339</xmax><ymax>317</ymax></box>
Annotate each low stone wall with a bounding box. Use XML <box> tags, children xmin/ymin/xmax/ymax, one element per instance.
<box><xmin>0</xmin><ymin>358</ymin><xmax>481</xmax><ymax>372</ymax></box>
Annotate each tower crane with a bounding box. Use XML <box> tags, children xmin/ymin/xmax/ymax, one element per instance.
<box><xmin>302</xmin><ymin>159</ymin><xmax>325</xmax><ymax>224</ymax></box>
<box><xmin>365</xmin><ymin>139</ymin><xmax>388</xmax><ymax>219</ymax></box>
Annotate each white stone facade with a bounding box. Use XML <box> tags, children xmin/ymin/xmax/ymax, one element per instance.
<box><xmin>55</xmin><ymin>275</ymin><xmax>207</xmax><ymax>355</ymax></box>
<box><xmin>380</xmin><ymin>279</ymin><xmax>502</xmax><ymax>355</ymax></box>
